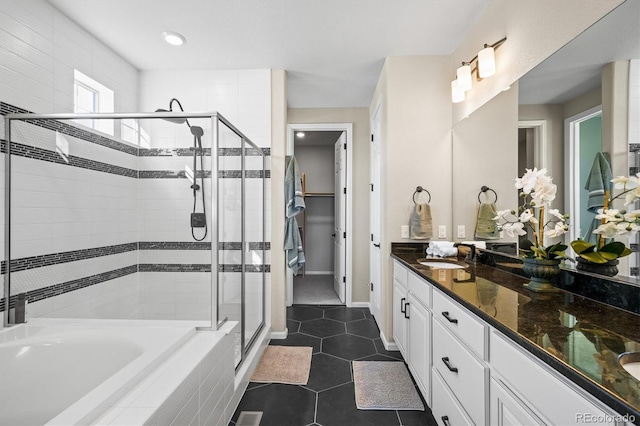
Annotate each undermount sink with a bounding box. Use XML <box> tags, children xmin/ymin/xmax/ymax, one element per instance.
<box><xmin>619</xmin><ymin>352</ymin><xmax>640</xmax><ymax>381</ymax></box>
<box><xmin>417</xmin><ymin>258</ymin><xmax>468</xmax><ymax>269</ymax></box>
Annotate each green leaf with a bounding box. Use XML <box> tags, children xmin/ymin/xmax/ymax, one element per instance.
<box><xmin>579</xmin><ymin>252</ymin><xmax>607</xmax><ymax>263</ymax></box>
<box><xmin>571</xmin><ymin>240</ymin><xmax>595</xmax><ymax>254</ymax></box>
<box><xmin>600</xmin><ymin>241</ymin><xmax>627</xmax><ymax>256</ymax></box>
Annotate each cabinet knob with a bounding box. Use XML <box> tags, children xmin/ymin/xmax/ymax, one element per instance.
<box><xmin>441</xmin><ymin>415</ymin><xmax>451</xmax><ymax>426</ymax></box>
<box><xmin>373</xmin><ymin>243</ymin><xmax>381</xmax><ymax>248</ymax></box>
<box><xmin>442</xmin><ymin>356</ymin><xmax>459</xmax><ymax>373</ymax></box>
<box><xmin>441</xmin><ymin>311</ymin><xmax>458</xmax><ymax>324</ymax></box>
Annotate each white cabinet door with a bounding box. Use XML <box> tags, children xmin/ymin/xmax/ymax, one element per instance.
<box><xmin>491</xmin><ymin>378</ymin><xmax>543</xmax><ymax>426</ymax></box>
<box><xmin>392</xmin><ymin>280</ymin><xmax>408</xmax><ymax>357</ymax></box>
<box><xmin>408</xmin><ymin>296</ymin><xmax>431</xmax><ymax>406</ymax></box>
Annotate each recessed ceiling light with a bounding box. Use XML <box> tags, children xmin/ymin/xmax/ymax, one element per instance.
<box><xmin>296</xmin><ymin>132</ymin><xmax>305</xmax><ymax>138</ymax></box>
<box><xmin>162</xmin><ymin>31</ymin><xmax>186</xmax><ymax>46</ymax></box>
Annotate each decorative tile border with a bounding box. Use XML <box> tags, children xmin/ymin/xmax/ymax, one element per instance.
<box><xmin>219</xmin><ymin>147</ymin><xmax>270</xmax><ymax>156</ymax></box>
<box><xmin>138</xmin><ymin>170</ymin><xmax>212</xmax><ymax>179</ymax></box>
<box><xmin>2</xmin><ymin>241</ymin><xmax>270</xmax><ymax>274</ymax></box>
<box><xmin>219</xmin><ymin>170</ymin><xmax>270</xmax><ymax>179</ymax></box>
<box><xmin>1</xmin><ymin>102</ymin><xmax>139</xmax><ymax>156</ymax></box>
<box><xmin>4</xmin><ymin>140</ymin><xmax>138</xmax><ymax>177</ymax></box>
<box><xmin>139</xmin><ymin>264</ymin><xmax>212</xmax><ymax>272</ymax></box>
<box><xmin>140</xmin><ymin>148</ymin><xmax>212</xmax><ymax>157</ymax></box>
<box><xmin>1</xmin><ymin>243</ymin><xmax>137</xmax><ymax>274</ymax></box>
<box><xmin>0</xmin><ymin>264</ymin><xmax>138</xmax><ymax>311</ymax></box>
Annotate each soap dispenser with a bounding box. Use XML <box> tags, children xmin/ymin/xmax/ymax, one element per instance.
<box><xmin>14</xmin><ymin>293</ymin><xmax>28</xmax><ymax>324</ymax></box>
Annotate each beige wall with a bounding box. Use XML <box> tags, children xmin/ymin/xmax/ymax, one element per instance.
<box><xmin>452</xmin><ymin>85</ymin><xmax>519</xmax><ymax>242</ymax></box>
<box><xmin>451</xmin><ymin>0</ymin><xmax>623</xmax><ymax>124</ymax></box>
<box><xmin>519</xmin><ymin>103</ymin><xmax>565</xmax><ymax>210</ymax></box>
<box><xmin>270</xmin><ymin>70</ymin><xmax>287</xmax><ymax>334</ymax></box>
<box><xmin>287</xmin><ymin>107</ymin><xmax>371</xmax><ymax>303</ymax></box>
<box><xmin>370</xmin><ymin>56</ymin><xmax>453</xmax><ymax>342</ymax></box>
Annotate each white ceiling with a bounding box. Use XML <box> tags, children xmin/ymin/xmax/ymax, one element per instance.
<box><xmin>47</xmin><ymin>0</ymin><xmax>490</xmax><ymax>108</ymax></box>
<box><xmin>519</xmin><ymin>0</ymin><xmax>639</xmax><ymax>105</ymax></box>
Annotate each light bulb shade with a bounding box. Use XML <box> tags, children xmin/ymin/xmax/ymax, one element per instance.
<box><xmin>456</xmin><ymin>64</ymin><xmax>472</xmax><ymax>91</ymax></box>
<box><xmin>451</xmin><ymin>80</ymin><xmax>465</xmax><ymax>103</ymax></box>
<box><xmin>478</xmin><ymin>46</ymin><xmax>496</xmax><ymax>78</ymax></box>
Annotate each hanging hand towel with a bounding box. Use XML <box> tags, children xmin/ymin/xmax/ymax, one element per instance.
<box><xmin>410</xmin><ymin>204</ymin><xmax>433</xmax><ymax>240</ymax></box>
<box><xmin>285</xmin><ymin>156</ymin><xmax>305</xmax><ymax>218</ymax></box>
<box><xmin>284</xmin><ymin>216</ymin><xmax>305</xmax><ymax>275</ymax></box>
<box><xmin>474</xmin><ymin>202</ymin><xmax>499</xmax><ymax>240</ymax></box>
<box><xmin>584</xmin><ymin>152</ymin><xmax>612</xmax><ymax>243</ymax></box>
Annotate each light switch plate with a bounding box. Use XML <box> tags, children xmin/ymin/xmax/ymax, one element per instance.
<box><xmin>401</xmin><ymin>225</ymin><xmax>409</xmax><ymax>238</ymax></box>
<box><xmin>438</xmin><ymin>225</ymin><xmax>447</xmax><ymax>238</ymax></box>
<box><xmin>457</xmin><ymin>225</ymin><xmax>466</xmax><ymax>238</ymax></box>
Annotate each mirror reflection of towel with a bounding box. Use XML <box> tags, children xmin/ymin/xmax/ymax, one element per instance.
<box><xmin>474</xmin><ymin>202</ymin><xmax>499</xmax><ymax>240</ymax></box>
<box><xmin>410</xmin><ymin>204</ymin><xmax>432</xmax><ymax>239</ymax></box>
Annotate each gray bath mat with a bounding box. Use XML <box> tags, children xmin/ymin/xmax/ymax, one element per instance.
<box><xmin>352</xmin><ymin>361</ymin><xmax>425</xmax><ymax>410</ymax></box>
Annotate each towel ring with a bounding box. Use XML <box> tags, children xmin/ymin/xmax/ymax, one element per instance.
<box><xmin>413</xmin><ymin>186</ymin><xmax>431</xmax><ymax>204</ymax></box>
<box><xmin>478</xmin><ymin>186</ymin><xmax>498</xmax><ymax>203</ymax></box>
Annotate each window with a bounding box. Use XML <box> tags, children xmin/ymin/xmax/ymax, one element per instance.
<box><xmin>73</xmin><ymin>70</ymin><xmax>114</xmax><ymax>135</ymax></box>
<box><xmin>121</xmin><ymin>118</ymin><xmax>150</xmax><ymax>149</ymax></box>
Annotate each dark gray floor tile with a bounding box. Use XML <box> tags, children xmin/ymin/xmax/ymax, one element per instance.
<box><xmin>287</xmin><ymin>305</ymin><xmax>324</xmax><ymax>321</ymax></box>
<box><xmin>323</xmin><ymin>334</ymin><xmax>377</xmax><ymax>360</ymax></box>
<box><xmin>316</xmin><ymin>382</ymin><xmax>401</xmax><ymax>426</ymax></box>
<box><xmin>299</xmin><ymin>318</ymin><xmax>346</xmax><ymax>338</ymax></box>
<box><xmin>356</xmin><ymin>354</ymin><xmax>404</xmax><ymax>362</ymax></box>
<box><xmin>347</xmin><ymin>318</ymin><xmax>381</xmax><ymax>339</ymax></box>
<box><xmin>306</xmin><ymin>353</ymin><xmax>352</xmax><ymax>392</ymax></box>
<box><xmin>324</xmin><ymin>306</ymin><xmax>366</xmax><ymax>322</ymax></box>
<box><xmin>271</xmin><ymin>333</ymin><xmax>321</xmax><ymax>354</ymax></box>
<box><xmin>231</xmin><ymin>384</ymin><xmax>316</xmax><ymax>426</ymax></box>
<box><xmin>374</xmin><ymin>338</ymin><xmax>404</xmax><ymax>360</ymax></box>
<box><xmin>287</xmin><ymin>319</ymin><xmax>301</xmax><ymax>333</ymax></box>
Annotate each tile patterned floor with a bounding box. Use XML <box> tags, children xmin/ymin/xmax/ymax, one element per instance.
<box><xmin>230</xmin><ymin>305</ymin><xmax>437</xmax><ymax>426</ymax></box>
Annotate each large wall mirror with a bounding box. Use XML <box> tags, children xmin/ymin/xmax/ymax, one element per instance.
<box><xmin>452</xmin><ymin>0</ymin><xmax>640</xmax><ymax>278</ymax></box>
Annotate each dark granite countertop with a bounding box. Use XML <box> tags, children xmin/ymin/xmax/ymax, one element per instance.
<box><xmin>391</xmin><ymin>246</ymin><xmax>640</xmax><ymax>422</ymax></box>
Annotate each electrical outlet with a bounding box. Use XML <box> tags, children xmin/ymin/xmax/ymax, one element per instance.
<box><xmin>401</xmin><ymin>225</ymin><xmax>409</xmax><ymax>238</ymax></box>
<box><xmin>438</xmin><ymin>225</ymin><xmax>447</xmax><ymax>238</ymax></box>
<box><xmin>457</xmin><ymin>225</ymin><xmax>466</xmax><ymax>238</ymax></box>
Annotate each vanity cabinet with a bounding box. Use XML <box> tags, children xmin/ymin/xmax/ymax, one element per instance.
<box><xmin>392</xmin><ymin>260</ymin><xmax>431</xmax><ymax>404</ymax></box>
<box><xmin>490</xmin><ymin>331</ymin><xmax>618</xmax><ymax>426</ymax></box>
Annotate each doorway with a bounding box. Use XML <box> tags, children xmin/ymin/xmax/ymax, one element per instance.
<box><xmin>286</xmin><ymin>124</ymin><xmax>353</xmax><ymax>306</ymax></box>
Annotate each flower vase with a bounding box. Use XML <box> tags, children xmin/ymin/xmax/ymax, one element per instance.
<box><xmin>521</xmin><ymin>258</ymin><xmax>561</xmax><ymax>292</ymax></box>
<box><xmin>576</xmin><ymin>258</ymin><xmax>619</xmax><ymax>277</ymax></box>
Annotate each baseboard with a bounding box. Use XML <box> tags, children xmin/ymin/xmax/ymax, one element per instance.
<box><xmin>380</xmin><ymin>329</ymin><xmax>399</xmax><ymax>351</ymax></box>
<box><xmin>302</xmin><ymin>271</ymin><xmax>333</xmax><ymax>275</ymax></box>
<box><xmin>270</xmin><ymin>327</ymin><xmax>289</xmax><ymax>340</ymax></box>
<box><xmin>349</xmin><ymin>301</ymin><xmax>370</xmax><ymax>308</ymax></box>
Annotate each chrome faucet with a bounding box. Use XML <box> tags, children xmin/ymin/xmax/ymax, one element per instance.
<box><xmin>454</xmin><ymin>243</ymin><xmax>479</xmax><ymax>265</ymax></box>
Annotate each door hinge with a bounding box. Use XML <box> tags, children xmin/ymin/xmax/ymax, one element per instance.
<box><xmin>343</xmin><ymin>143</ymin><xmax>347</xmax><ymax>150</ymax></box>
<box><xmin>370</xmin><ymin>282</ymin><xmax>373</xmax><ymax>291</ymax></box>
<box><xmin>343</xmin><ymin>276</ymin><xmax>346</xmax><ymax>283</ymax></box>
<box><xmin>343</xmin><ymin>187</ymin><xmax>346</xmax><ymax>194</ymax></box>
<box><xmin>343</xmin><ymin>231</ymin><xmax>346</xmax><ymax>239</ymax></box>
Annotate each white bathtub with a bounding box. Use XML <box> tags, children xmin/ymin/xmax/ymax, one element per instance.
<box><xmin>0</xmin><ymin>319</ymin><xmax>197</xmax><ymax>426</ymax></box>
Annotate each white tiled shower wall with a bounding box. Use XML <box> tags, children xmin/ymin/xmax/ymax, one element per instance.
<box><xmin>1</xmin><ymin>0</ymin><xmax>272</xmax><ymax>327</ymax></box>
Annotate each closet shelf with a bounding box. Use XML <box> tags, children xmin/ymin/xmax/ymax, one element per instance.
<box><xmin>304</xmin><ymin>192</ymin><xmax>334</xmax><ymax>197</ymax></box>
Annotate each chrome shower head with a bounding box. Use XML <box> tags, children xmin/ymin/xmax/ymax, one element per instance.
<box><xmin>155</xmin><ymin>108</ymin><xmax>188</xmax><ymax>124</ymax></box>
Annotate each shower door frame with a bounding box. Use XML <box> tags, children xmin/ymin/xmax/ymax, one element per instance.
<box><xmin>3</xmin><ymin>112</ymin><xmax>266</xmax><ymax>359</ymax></box>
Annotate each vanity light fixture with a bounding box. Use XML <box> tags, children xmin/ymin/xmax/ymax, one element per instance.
<box><xmin>296</xmin><ymin>132</ymin><xmax>305</xmax><ymax>138</ymax></box>
<box><xmin>451</xmin><ymin>80</ymin><xmax>465</xmax><ymax>103</ymax></box>
<box><xmin>451</xmin><ymin>37</ymin><xmax>507</xmax><ymax>102</ymax></box>
<box><xmin>162</xmin><ymin>31</ymin><xmax>186</xmax><ymax>46</ymax></box>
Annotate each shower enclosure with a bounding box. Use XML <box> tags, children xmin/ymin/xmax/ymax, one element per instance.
<box><xmin>2</xmin><ymin>110</ymin><xmax>266</xmax><ymax>367</ymax></box>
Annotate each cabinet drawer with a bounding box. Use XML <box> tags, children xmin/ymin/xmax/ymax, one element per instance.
<box><xmin>433</xmin><ymin>320</ymin><xmax>487</xmax><ymax>425</ymax></box>
<box><xmin>408</xmin><ymin>270</ymin><xmax>430</xmax><ymax>307</ymax></box>
<box><xmin>393</xmin><ymin>260</ymin><xmax>408</xmax><ymax>287</ymax></box>
<box><xmin>490</xmin><ymin>331</ymin><xmax>617</xmax><ymax>426</ymax></box>
<box><xmin>432</xmin><ymin>368</ymin><xmax>473</xmax><ymax>426</ymax></box>
<box><xmin>433</xmin><ymin>288</ymin><xmax>486</xmax><ymax>358</ymax></box>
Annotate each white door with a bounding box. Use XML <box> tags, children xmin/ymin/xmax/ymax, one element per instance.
<box><xmin>334</xmin><ymin>133</ymin><xmax>347</xmax><ymax>303</ymax></box>
<box><xmin>370</xmin><ymin>105</ymin><xmax>382</xmax><ymax>320</ymax></box>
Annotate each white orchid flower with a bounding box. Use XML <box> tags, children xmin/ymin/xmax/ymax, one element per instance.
<box><xmin>493</xmin><ymin>210</ymin><xmax>512</xmax><ymax>221</ymax></box>
<box><xmin>518</xmin><ymin>209</ymin><xmax>537</xmax><ymax>224</ymax></box>
<box><xmin>595</xmin><ymin>208</ymin><xmax>622</xmax><ymax>222</ymax></box>
<box><xmin>515</xmin><ymin>168</ymin><xmax>546</xmax><ymax>194</ymax></box>
<box><xmin>624</xmin><ymin>210</ymin><xmax>640</xmax><ymax>221</ymax></box>
<box><xmin>593</xmin><ymin>222</ymin><xmax>619</xmax><ymax>238</ymax></box>
<box><xmin>545</xmin><ymin>221</ymin><xmax>568</xmax><ymax>238</ymax></box>
<box><xmin>502</xmin><ymin>222</ymin><xmax>527</xmax><ymax>237</ymax></box>
<box><xmin>612</xmin><ymin>176</ymin><xmax>631</xmax><ymax>189</ymax></box>
<box><xmin>547</xmin><ymin>209</ymin><xmax>566</xmax><ymax>222</ymax></box>
<box><xmin>624</xmin><ymin>185</ymin><xmax>640</xmax><ymax>205</ymax></box>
